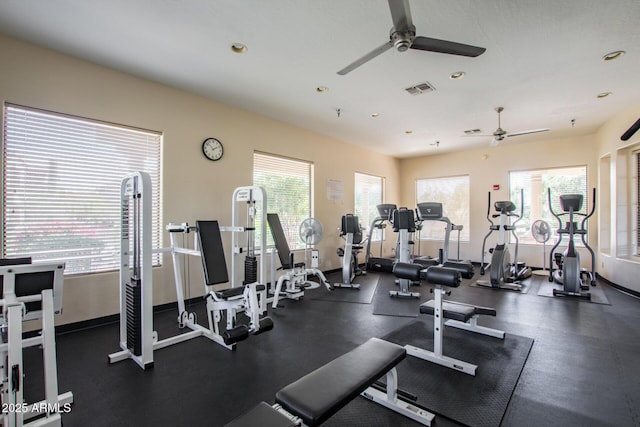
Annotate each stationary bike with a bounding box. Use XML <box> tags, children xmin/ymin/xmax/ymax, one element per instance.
<box><xmin>478</xmin><ymin>189</ymin><xmax>531</xmax><ymax>291</ymax></box>
<box><xmin>547</xmin><ymin>188</ymin><xmax>596</xmax><ymax>299</ymax></box>
<box><xmin>335</xmin><ymin>214</ymin><xmax>364</xmax><ymax>288</ymax></box>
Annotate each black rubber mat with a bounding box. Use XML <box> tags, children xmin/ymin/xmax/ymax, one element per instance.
<box><xmin>309</xmin><ymin>272</ymin><xmax>379</xmax><ymax>304</ymax></box>
<box><xmin>537</xmin><ymin>280</ymin><xmax>610</xmax><ymax>304</ymax></box>
<box><xmin>375</xmin><ymin>321</ymin><xmax>533</xmax><ymax>427</ymax></box>
<box><xmin>468</xmin><ymin>276</ymin><xmax>532</xmax><ymax>294</ymax></box>
<box><xmin>372</xmin><ymin>274</ymin><xmax>431</xmax><ymax>317</ymax></box>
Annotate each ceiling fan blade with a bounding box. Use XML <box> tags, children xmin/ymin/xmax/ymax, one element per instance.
<box><xmin>410</xmin><ymin>36</ymin><xmax>486</xmax><ymax>57</ymax></box>
<box><xmin>388</xmin><ymin>0</ymin><xmax>413</xmax><ymax>32</ymax></box>
<box><xmin>337</xmin><ymin>41</ymin><xmax>393</xmax><ymax>75</ymax></box>
<box><xmin>506</xmin><ymin>128</ymin><xmax>550</xmax><ymax>137</ymax></box>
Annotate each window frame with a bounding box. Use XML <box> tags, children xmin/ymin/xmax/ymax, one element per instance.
<box><xmin>253</xmin><ymin>151</ymin><xmax>313</xmax><ymax>251</ymax></box>
<box><xmin>508</xmin><ymin>165</ymin><xmax>588</xmax><ymax>246</ymax></box>
<box><xmin>2</xmin><ymin>103</ymin><xmax>162</xmax><ymax>275</ymax></box>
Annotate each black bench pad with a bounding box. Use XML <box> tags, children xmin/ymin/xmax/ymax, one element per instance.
<box><xmin>225</xmin><ymin>401</ymin><xmax>296</xmax><ymax>427</ymax></box>
<box><xmin>275</xmin><ymin>337</ymin><xmax>405</xmax><ymax>426</ymax></box>
<box><xmin>419</xmin><ymin>300</ymin><xmax>497</xmax><ymax>322</ymax></box>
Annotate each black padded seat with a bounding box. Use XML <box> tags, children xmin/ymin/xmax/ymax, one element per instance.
<box><xmin>419</xmin><ymin>300</ymin><xmax>497</xmax><ymax>322</ymax></box>
<box><xmin>214</xmin><ymin>287</ymin><xmax>246</xmax><ymax>300</ymax></box>
<box><xmin>275</xmin><ymin>337</ymin><xmax>405</xmax><ymax>426</ymax></box>
<box><xmin>225</xmin><ymin>401</ymin><xmax>296</xmax><ymax>427</ymax></box>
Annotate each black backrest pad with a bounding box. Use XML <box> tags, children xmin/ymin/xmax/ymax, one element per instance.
<box><xmin>267</xmin><ymin>213</ymin><xmax>292</xmax><ymax>269</ymax></box>
<box><xmin>196</xmin><ymin>220</ymin><xmax>229</xmax><ymax>285</ymax></box>
<box><xmin>275</xmin><ymin>337</ymin><xmax>405</xmax><ymax>426</ymax></box>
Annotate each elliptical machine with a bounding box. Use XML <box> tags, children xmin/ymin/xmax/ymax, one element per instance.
<box><xmin>547</xmin><ymin>188</ymin><xmax>596</xmax><ymax>299</ymax></box>
<box><xmin>478</xmin><ymin>189</ymin><xmax>532</xmax><ymax>290</ymax></box>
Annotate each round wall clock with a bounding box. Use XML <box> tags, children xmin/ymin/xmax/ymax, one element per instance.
<box><xmin>202</xmin><ymin>137</ymin><xmax>223</xmax><ymax>161</ymax></box>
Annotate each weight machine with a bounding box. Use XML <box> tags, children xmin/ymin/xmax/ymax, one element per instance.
<box><xmin>267</xmin><ymin>213</ymin><xmax>332</xmax><ymax>309</ymax></box>
<box><xmin>0</xmin><ymin>259</ymin><xmax>74</xmax><ymax>427</ymax></box>
<box><xmin>109</xmin><ymin>174</ymin><xmax>272</xmax><ymax>370</ymax></box>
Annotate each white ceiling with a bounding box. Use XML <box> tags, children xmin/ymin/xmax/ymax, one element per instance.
<box><xmin>1</xmin><ymin>0</ymin><xmax>639</xmax><ymax>158</ymax></box>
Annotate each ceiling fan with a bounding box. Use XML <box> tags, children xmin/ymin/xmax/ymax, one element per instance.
<box><xmin>481</xmin><ymin>107</ymin><xmax>551</xmax><ymax>147</ymax></box>
<box><xmin>337</xmin><ymin>0</ymin><xmax>486</xmax><ymax>75</ymax></box>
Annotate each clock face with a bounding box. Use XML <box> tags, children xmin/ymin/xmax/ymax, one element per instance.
<box><xmin>202</xmin><ymin>138</ymin><xmax>223</xmax><ymax>161</ymax></box>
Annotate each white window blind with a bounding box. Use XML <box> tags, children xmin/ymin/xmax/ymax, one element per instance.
<box><xmin>355</xmin><ymin>172</ymin><xmax>383</xmax><ymax>241</ymax></box>
<box><xmin>253</xmin><ymin>152</ymin><xmax>312</xmax><ymax>250</ymax></box>
<box><xmin>634</xmin><ymin>151</ymin><xmax>640</xmax><ymax>256</ymax></box>
<box><xmin>3</xmin><ymin>104</ymin><xmax>162</xmax><ymax>275</ymax></box>
<box><xmin>416</xmin><ymin>175</ymin><xmax>470</xmax><ymax>241</ymax></box>
<box><xmin>509</xmin><ymin>166</ymin><xmax>587</xmax><ymax>245</ymax></box>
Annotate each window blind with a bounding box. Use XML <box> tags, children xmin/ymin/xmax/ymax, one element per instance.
<box><xmin>509</xmin><ymin>166</ymin><xmax>587</xmax><ymax>245</ymax></box>
<box><xmin>415</xmin><ymin>175</ymin><xmax>470</xmax><ymax>241</ymax></box>
<box><xmin>3</xmin><ymin>104</ymin><xmax>162</xmax><ymax>275</ymax></box>
<box><xmin>253</xmin><ymin>152</ymin><xmax>312</xmax><ymax>250</ymax></box>
<box><xmin>355</xmin><ymin>172</ymin><xmax>383</xmax><ymax>241</ymax></box>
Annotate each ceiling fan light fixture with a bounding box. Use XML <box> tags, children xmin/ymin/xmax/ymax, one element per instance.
<box><xmin>230</xmin><ymin>43</ymin><xmax>248</xmax><ymax>54</ymax></box>
<box><xmin>450</xmin><ymin>71</ymin><xmax>465</xmax><ymax>80</ymax></box>
<box><xmin>602</xmin><ymin>50</ymin><xmax>625</xmax><ymax>61</ymax></box>
<box><xmin>597</xmin><ymin>92</ymin><xmax>612</xmax><ymax>99</ymax></box>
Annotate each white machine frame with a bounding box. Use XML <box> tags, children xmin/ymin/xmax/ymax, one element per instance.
<box><xmin>0</xmin><ymin>262</ymin><xmax>74</xmax><ymax>427</ymax></box>
<box><xmin>405</xmin><ymin>284</ymin><xmax>505</xmax><ymax>376</ymax></box>
<box><xmin>109</xmin><ymin>176</ymin><xmax>270</xmax><ymax>369</ymax></box>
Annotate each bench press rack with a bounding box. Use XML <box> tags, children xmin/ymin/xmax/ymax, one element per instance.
<box><xmin>394</xmin><ymin>263</ymin><xmax>505</xmax><ymax>376</ymax></box>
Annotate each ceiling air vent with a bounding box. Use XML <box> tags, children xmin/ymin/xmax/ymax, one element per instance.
<box><xmin>464</xmin><ymin>128</ymin><xmax>482</xmax><ymax>135</ymax></box>
<box><xmin>404</xmin><ymin>81</ymin><xmax>436</xmax><ymax>96</ymax></box>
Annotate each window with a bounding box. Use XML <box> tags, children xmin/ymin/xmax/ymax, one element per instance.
<box><xmin>3</xmin><ymin>104</ymin><xmax>162</xmax><ymax>275</ymax></box>
<box><xmin>253</xmin><ymin>152</ymin><xmax>312</xmax><ymax>250</ymax></box>
<box><xmin>509</xmin><ymin>166</ymin><xmax>587</xmax><ymax>245</ymax></box>
<box><xmin>415</xmin><ymin>175</ymin><xmax>470</xmax><ymax>241</ymax></box>
<box><xmin>633</xmin><ymin>151</ymin><xmax>640</xmax><ymax>256</ymax></box>
<box><xmin>354</xmin><ymin>173</ymin><xmax>383</xmax><ymax>241</ymax></box>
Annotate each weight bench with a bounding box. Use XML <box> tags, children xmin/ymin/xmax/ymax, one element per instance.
<box><xmin>393</xmin><ymin>262</ymin><xmax>505</xmax><ymax>376</ymax></box>
<box><xmin>226</xmin><ymin>337</ymin><xmax>435</xmax><ymax>426</ymax></box>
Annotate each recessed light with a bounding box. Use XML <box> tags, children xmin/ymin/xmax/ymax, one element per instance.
<box><xmin>405</xmin><ymin>130</ymin><xmax>413</xmax><ymax>134</ymax></box>
<box><xmin>230</xmin><ymin>43</ymin><xmax>248</xmax><ymax>54</ymax></box>
<box><xmin>371</xmin><ymin>113</ymin><xmax>380</xmax><ymax>118</ymax></box>
<box><xmin>602</xmin><ymin>50</ymin><xmax>625</xmax><ymax>61</ymax></box>
<box><xmin>597</xmin><ymin>92</ymin><xmax>612</xmax><ymax>99</ymax></box>
<box><xmin>316</xmin><ymin>86</ymin><xmax>329</xmax><ymax>93</ymax></box>
<box><xmin>450</xmin><ymin>71</ymin><xmax>465</xmax><ymax>80</ymax></box>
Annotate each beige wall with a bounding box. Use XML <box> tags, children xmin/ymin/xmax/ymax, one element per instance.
<box><xmin>595</xmin><ymin>104</ymin><xmax>640</xmax><ymax>292</ymax></box>
<box><xmin>399</xmin><ymin>134</ymin><xmax>599</xmax><ymax>270</ymax></box>
<box><xmin>0</xmin><ymin>35</ymin><xmax>400</xmax><ymax>326</ymax></box>
<box><xmin>1</xmin><ymin>34</ymin><xmax>638</xmax><ymax>329</ymax></box>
